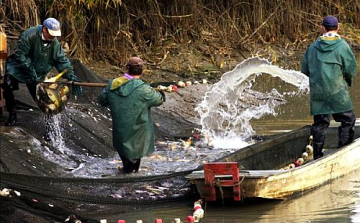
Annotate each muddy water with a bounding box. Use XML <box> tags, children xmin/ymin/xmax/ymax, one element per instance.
<box><xmin>112</xmin><ymin>169</ymin><xmax>360</xmax><ymax>222</ymax></box>
<box><xmin>106</xmin><ymin>53</ymin><xmax>360</xmax><ymax>222</ymax></box>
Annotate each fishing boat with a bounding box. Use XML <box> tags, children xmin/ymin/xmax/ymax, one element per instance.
<box><xmin>186</xmin><ymin>122</ymin><xmax>360</xmax><ymax>201</ymax></box>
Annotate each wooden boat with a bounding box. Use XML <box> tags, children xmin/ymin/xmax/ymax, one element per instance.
<box><xmin>186</xmin><ymin>123</ymin><xmax>360</xmax><ymax>200</ymax></box>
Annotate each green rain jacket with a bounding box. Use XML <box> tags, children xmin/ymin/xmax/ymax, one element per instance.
<box><xmin>6</xmin><ymin>25</ymin><xmax>75</xmax><ymax>83</ymax></box>
<box><xmin>301</xmin><ymin>35</ymin><xmax>357</xmax><ymax>115</ymax></box>
<box><xmin>98</xmin><ymin>76</ymin><xmax>164</xmax><ymax>159</ymax></box>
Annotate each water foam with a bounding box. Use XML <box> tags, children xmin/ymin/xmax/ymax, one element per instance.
<box><xmin>196</xmin><ymin>57</ymin><xmax>309</xmax><ymax>148</ymax></box>
<box><xmin>47</xmin><ymin>114</ymin><xmax>68</xmax><ymax>153</ymax></box>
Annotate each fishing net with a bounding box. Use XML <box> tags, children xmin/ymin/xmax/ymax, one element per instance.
<box><xmin>0</xmin><ymin>171</ymin><xmax>197</xmax><ymax>222</ymax></box>
<box><xmin>0</xmin><ymin>60</ymin><xmax>202</xmax><ymax>222</ymax></box>
<box><xmin>35</xmin><ymin>82</ymin><xmax>70</xmax><ymax>114</ymax></box>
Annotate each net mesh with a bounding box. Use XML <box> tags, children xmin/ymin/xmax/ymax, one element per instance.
<box><xmin>0</xmin><ymin>60</ymin><xmax>202</xmax><ymax>222</ymax></box>
<box><xmin>0</xmin><ymin>170</ymin><xmax>197</xmax><ymax>221</ymax></box>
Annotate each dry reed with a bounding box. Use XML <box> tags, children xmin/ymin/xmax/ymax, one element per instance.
<box><xmin>1</xmin><ymin>0</ymin><xmax>359</xmax><ymax>66</ymax></box>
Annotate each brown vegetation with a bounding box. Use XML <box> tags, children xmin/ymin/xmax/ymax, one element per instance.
<box><xmin>1</xmin><ymin>0</ymin><xmax>359</xmax><ymax>75</ymax></box>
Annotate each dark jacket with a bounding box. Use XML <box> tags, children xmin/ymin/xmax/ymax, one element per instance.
<box><xmin>6</xmin><ymin>25</ymin><xmax>75</xmax><ymax>83</ymax></box>
<box><xmin>98</xmin><ymin>76</ymin><xmax>164</xmax><ymax>159</ymax></box>
<box><xmin>301</xmin><ymin>35</ymin><xmax>357</xmax><ymax>115</ymax></box>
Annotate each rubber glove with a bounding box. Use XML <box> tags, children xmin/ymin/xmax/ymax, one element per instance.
<box><xmin>345</xmin><ymin>78</ymin><xmax>352</xmax><ymax>87</ymax></box>
<box><xmin>68</xmin><ymin>75</ymin><xmax>83</xmax><ymax>96</ymax></box>
<box><xmin>159</xmin><ymin>90</ymin><xmax>166</xmax><ymax>102</ymax></box>
<box><xmin>30</xmin><ymin>69</ymin><xmax>38</xmax><ymax>83</ymax></box>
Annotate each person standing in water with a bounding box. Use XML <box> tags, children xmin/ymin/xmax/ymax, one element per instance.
<box><xmin>1</xmin><ymin>18</ymin><xmax>82</xmax><ymax>140</ymax></box>
<box><xmin>98</xmin><ymin>57</ymin><xmax>165</xmax><ymax>173</ymax></box>
<box><xmin>301</xmin><ymin>15</ymin><xmax>358</xmax><ymax>160</ymax></box>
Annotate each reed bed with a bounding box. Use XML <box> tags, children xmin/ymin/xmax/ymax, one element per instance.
<box><xmin>1</xmin><ymin>0</ymin><xmax>359</xmax><ymax>65</ymax></box>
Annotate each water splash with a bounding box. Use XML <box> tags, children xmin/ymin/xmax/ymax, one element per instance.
<box><xmin>196</xmin><ymin>57</ymin><xmax>309</xmax><ymax>148</ymax></box>
<box><xmin>46</xmin><ymin>114</ymin><xmax>68</xmax><ymax>153</ymax></box>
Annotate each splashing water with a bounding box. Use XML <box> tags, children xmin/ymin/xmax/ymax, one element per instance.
<box><xmin>36</xmin><ymin>114</ymin><xmax>115</xmax><ymax>175</ymax></box>
<box><xmin>46</xmin><ymin>114</ymin><xmax>68</xmax><ymax>153</ymax></box>
<box><xmin>351</xmin><ymin>199</ymin><xmax>360</xmax><ymax>223</ymax></box>
<box><xmin>196</xmin><ymin>57</ymin><xmax>309</xmax><ymax>148</ymax></box>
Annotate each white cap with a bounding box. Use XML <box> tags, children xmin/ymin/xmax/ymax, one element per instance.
<box><xmin>43</xmin><ymin>18</ymin><xmax>61</xmax><ymax>37</ymax></box>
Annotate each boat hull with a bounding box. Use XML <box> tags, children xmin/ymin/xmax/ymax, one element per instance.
<box><xmin>186</xmin><ymin>124</ymin><xmax>360</xmax><ymax>200</ymax></box>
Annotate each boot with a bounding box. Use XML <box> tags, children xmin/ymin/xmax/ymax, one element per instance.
<box><xmin>133</xmin><ymin>159</ymin><xmax>141</xmax><ymax>172</ymax></box>
<box><xmin>338</xmin><ymin>124</ymin><xmax>355</xmax><ymax>148</ymax></box>
<box><xmin>313</xmin><ymin>142</ymin><xmax>324</xmax><ymax>160</ymax></box>
<box><xmin>5</xmin><ymin>111</ymin><xmax>17</xmax><ymax>126</ymax></box>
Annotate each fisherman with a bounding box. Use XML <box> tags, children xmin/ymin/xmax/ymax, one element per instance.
<box><xmin>301</xmin><ymin>15</ymin><xmax>357</xmax><ymax>159</ymax></box>
<box><xmin>98</xmin><ymin>57</ymin><xmax>165</xmax><ymax>173</ymax></box>
<box><xmin>1</xmin><ymin>18</ymin><xmax>82</xmax><ymax>139</ymax></box>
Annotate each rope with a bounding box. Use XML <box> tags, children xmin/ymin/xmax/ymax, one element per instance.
<box><xmin>213</xmin><ymin>174</ymin><xmax>246</xmax><ymax>188</ymax></box>
<box><xmin>212</xmin><ymin>174</ymin><xmax>246</xmax><ymax>205</ymax></box>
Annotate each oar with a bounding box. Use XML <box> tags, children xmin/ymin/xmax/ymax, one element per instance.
<box><xmin>39</xmin><ymin>69</ymin><xmax>107</xmax><ymax>87</ymax></box>
<box><xmin>40</xmin><ymin>81</ymin><xmax>107</xmax><ymax>88</ymax></box>
<box><xmin>40</xmin><ymin>81</ymin><xmax>178</xmax><ymax>92</ymax></box>
<box><xmin>67</xmin><ymin>81</ymin><xmax>107</xmax><ymax>87</ymax></box>
<box><xmin>67</xmin><ymin>82</ymin><xmax>179</xmax><ymax>93</ymax></box>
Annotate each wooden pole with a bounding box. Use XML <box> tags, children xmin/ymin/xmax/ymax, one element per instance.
<box><xmin>40</xmin><ymin>81</ymin><xmax>107</xmax><ymax>88</ymax></box>
<box><xmin>70</xmin><ymin>82</ymin><xmax>107</xmax><ymax>87</ymax></box>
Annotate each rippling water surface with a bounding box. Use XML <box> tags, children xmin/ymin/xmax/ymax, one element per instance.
<box><xmin>107</xmin><ymin>53</ymin><xmax>360</xmax><ymax>223</ymax></box>
<box><xmin>105</xmin><ymin>169</ymin><xmax>360</xmax><ymax>222</ymax></box>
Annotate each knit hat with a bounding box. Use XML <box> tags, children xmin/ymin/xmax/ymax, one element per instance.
<box><xmin>322</xmin><ymin>16</ymin><xmax>338</xmax><ymax>28</ymax></box>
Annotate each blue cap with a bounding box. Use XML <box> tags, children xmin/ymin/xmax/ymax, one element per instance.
<box><xmin>322</xmin><ymin>16</ymin><xmax>338</xmax><ymax>28</ymax></box>
<box><xmin>43</xmin><ymin>18</ymin><xmax>61</xmax><ymax>37</ymax></box>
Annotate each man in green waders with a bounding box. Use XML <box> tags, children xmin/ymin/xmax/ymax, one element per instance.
<box><xmin>1</xmin><ymin>18</ymin><xmax>82</xmax><ymax>140</ymax></box>
<box><xmin>301</xmin><ymin>15</ymin><xmax>358</xmax><ymax>160</ymax></box>
<box><xmin>98</xmin><ymin>57</ymin><xmax>165</xmax><ymax>173</ymax></box>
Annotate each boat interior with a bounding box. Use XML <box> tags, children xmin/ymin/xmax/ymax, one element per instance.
<box><xmin>213</xmin><ymin>124</ymin><xmax>360</xmax><ymax>172</ymax></box>
<box><xmin>187</xmin><ymin>122</ymin><xmax>360</xmax><ymax>183</ymax></box>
